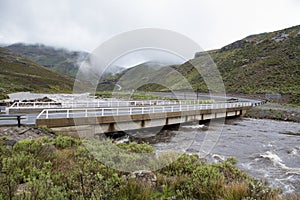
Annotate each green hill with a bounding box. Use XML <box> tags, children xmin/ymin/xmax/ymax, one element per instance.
<box><xmin>0</xmin><ymin>47</ymin><xmax>75</xmax><ymax>99</ymax></box>
<box><xmin>195</xmin><ymin>25</ymin><xmax>300</xmax><ymax>95</ymax></box>
<box><xmin>98</xmin><ymin>25</ymin><xmax>300</xmax><ymax>104</ymax></box>
<box><xmin>6</xmin><ymin>43</ymin><xmax>88</xmax><ymax>77</ymax></box>
<box><xmin>97</xmin><ymin>62</ymin><xmax>179</xmax><ymax>91</ymax></box>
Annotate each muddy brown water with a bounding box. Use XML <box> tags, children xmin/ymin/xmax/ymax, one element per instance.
<box><xmin>127</xmin><ymin>118</ymin><xmax>300</xmax><ymax>194</ymax></box>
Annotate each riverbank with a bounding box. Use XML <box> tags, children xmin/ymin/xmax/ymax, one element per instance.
<box><xmin>246</xmin><ymin>103</ymin><xmax>300</xmax><ymax>122</ymax></box>
<box><xmin>0</xmin><ymin>126</ymin><xmax>56</xmax><ymax>146</ymax></box>
<box><xmin>1</xmin><ymin>126</ymin><xmax>294</xmax><ymax>199</ymax></box>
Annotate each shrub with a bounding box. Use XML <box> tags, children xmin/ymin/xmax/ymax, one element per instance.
<box><xmin>159</xmin><ymin>154</ymin><xmax>204</xmax><ymax>176</ymax></box>
<box><xmin>54</xmin><ymin>135</ymin><xmax>81</xmax><ymax>149</ymax></box>
<box><xmin>0</xmin><ymin>139</ymin><xmax>281</xmax><ymax>199</ymax></box>
<box><xmin>13</xmin><ymin>139</ymin><xmax>42</xmax><ymax>154</ymax></box>
<box><xmin>117</xmin><ymin>142</ymin><xmax>154</xmax><ymax>153</ymax></box>
<box><xmin>173</xmin><ymin>165</ymin><xmax>225</xmax><ymax>199</ymax></box>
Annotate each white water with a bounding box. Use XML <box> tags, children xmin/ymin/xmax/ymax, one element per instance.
<box><xmin>260</xmin><ymin>151</ymin><xmax>300</xmax><ymax>175</ymax></box>
<box><xmin>181</xmin><ymin>124</ymin><xmax>206</xmax><ymax>129</ymax></box>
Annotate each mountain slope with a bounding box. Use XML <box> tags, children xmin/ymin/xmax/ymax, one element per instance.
<box><xmin>97</xmin><ymin>25</ymin><xmax>300</xmax><ymax>103</ymax></box>
<box><xmin>0</xmin><ymin>47</ymin><xmax>75</xmax><ymax>99</ymax></box>
<box><xmin>6</xmin><ymin>43</ymin><xmax>88</xmax><ymax>77</ymax></box>
<box><xmin>195</xmin><ymin>25</ymin><xmax>300</xmax><ymax>94</ymax></box>
<box><xmin>97</xmin><ymin>62</ymin><xmax>180</xmax><ymax>91</ymax></box>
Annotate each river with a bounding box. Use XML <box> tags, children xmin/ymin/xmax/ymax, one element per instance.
<box><xmin>129</xmin><ymin>118</ymin><xmax>300</xmax><ymax>194</ymax></box>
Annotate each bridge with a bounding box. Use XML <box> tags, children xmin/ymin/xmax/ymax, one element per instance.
<box><xmin>2</xmin><ymin>98</ymin><xmax>266</xmax><ymax>133</ymax></box>
<box><xmin>34</xmin><ymin>100</ymin><xmax>263</xmax><ymax>135</ymax></box>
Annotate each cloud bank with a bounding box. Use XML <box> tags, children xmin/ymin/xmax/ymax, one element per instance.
<box><xmin>0</xmin><ymin>0</ymin><xmax>299</xmax><ymax>53</ymax></box>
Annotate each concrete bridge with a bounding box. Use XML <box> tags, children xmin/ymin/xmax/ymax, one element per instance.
<box><xmin>35</xmin><ymin>100</ymin><xmax>262</xmax><ymax>134</ymax></box>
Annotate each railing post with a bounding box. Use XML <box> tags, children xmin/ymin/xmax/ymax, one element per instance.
<box><xmin>46</xmin><ymin>110</ymin><xmax>49</xmax><ymax>119</ymax></box>
<box><xmin>67</xmin><ymin>110</ymin><xmax>69</xmax><ymax>118</ymax></box>
<box><xmin>130</xmin><ymin>107</ymin><xmax>132</xmax><ymax>115</ymax></box>
<box><xmin>102</xmin><ymin>108</ymin><xmax>104</xmax><ymax>116</ymax></box>
<box><xmin>85</xmin><ymin>109</ymin><xmax>88</xmax><ymax>117</ymax></box>
<box><xmin>142</xmin><ymin>107</ymin><xmax>144</xmax><ymax>114</ymax></box>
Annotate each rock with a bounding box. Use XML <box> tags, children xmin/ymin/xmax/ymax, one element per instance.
<box><xmin>219</xmin><ymin>40</ymin><xmax>248</xmax><ymax>52</ymax></box>
<box><xmin>17</xmin><ymin>128</ymin><xmax>31</xmax><ymax>135</ymax></box>
<box><xmin>194</xmin><ymin>51</ymin><xmax>207</xmax><ymax>58</ymax></box>
<box><xmin>115</xmin><ymin>135</ymin><xmax>130</xmax><ymax>144</ymax></box>
<box><xmin>186</xmin><ymin>148</ymin><xmax>198</xmax><ymax>153</ymax></box>
<box><xmin>3</xmin><ymin>140</ymin><xmax>17</xmax><ymax>146</ymax></box>
<box><xmin>15</xmin><ymin>183</ymin><xmax>29</xmax><ymax>196</ymax></box>
<box><xmin>130</xmin><ymin>170</ymin><xmax>157</xmax><ymax>187</ymax></box>
<box><xmin>295</xmin><ymin>30</ymin><xmax>300</xmax><ymax>37</ymax></box>
<box><xmin>272</xmin><ymin>32</ymin><xmax>289</xmax><ymax>42</ymax></box>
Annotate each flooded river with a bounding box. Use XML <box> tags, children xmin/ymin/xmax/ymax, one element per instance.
<box><xmin>130</xmin><ymin>118</ymin><xmax>300</xmax><ymax>194</ymax></box>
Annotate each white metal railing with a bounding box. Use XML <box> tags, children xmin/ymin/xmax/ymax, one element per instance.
<box><xmin>10</xmin><ymin>100</ymin><xmax>217</xmax><ymax>109</ymax></box>
<box><xmin>36</xmin><ymin>102</ymin><xmax>253</xmax><ymax>119</ymax></box>
<box><xmin>10</xmin><ymin>102</ymin><xmax>63</xmax><ymax>108</ymax></box>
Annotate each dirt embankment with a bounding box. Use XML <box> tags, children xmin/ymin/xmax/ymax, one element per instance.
<box><xmin>246</xmin><ymin>103</ymin><xmax>300</xmax><ymax>123</ymax></box>
<box><xmin>0</xmin><ymin>126</ymin><xmax>56</xmax><ymax>146</ymax></box>
<box><xmin>226</xmin><ymin>93</ymin><xmax>300</xmax><ymax>122</ymax></box>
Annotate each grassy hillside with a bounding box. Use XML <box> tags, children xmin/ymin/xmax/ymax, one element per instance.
<box><xmin>6</xmin><ymin>43</ymin><xmax>88</xmax><ymax>77</ymax></box>
<box><xmin>198</xmin><ymin>25</ymin><xmax>300</xmax><ymax>95</ymax></box>
<box><xmin>0</xmin><ymin>47</ymin><xmax>75</xmax><ymax>99</ymax></box>
<box><xmin>97</xmin><ymin>62</ymin><xmax>178</xmax><ymax>91</ymax></box>
<box><xmin>98</xmin><ymin>25</ymin><xmax>300</xmax><ymax>104</ymax></box>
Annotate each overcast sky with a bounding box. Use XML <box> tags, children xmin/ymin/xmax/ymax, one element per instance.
<box><xmin>0</xmin><ymin>0</ymin><xmax>299</xmax><ymax>53</ymax></box>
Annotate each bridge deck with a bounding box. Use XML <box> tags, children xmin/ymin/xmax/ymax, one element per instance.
<box><xmin>36</xmin><ymin>102</ymin><xmax>252</xmax><ymax>119</ymax></box>
<box><xmin>35</xmin><ymin>102</ymin><xmax>257</xmax><ymax>132</ymax></box>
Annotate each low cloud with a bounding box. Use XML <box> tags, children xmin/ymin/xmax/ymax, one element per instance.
<box><xmin>0</xmin><ymin>0</ymin><xmax>299</xmax><ymax>52</ymax></box>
